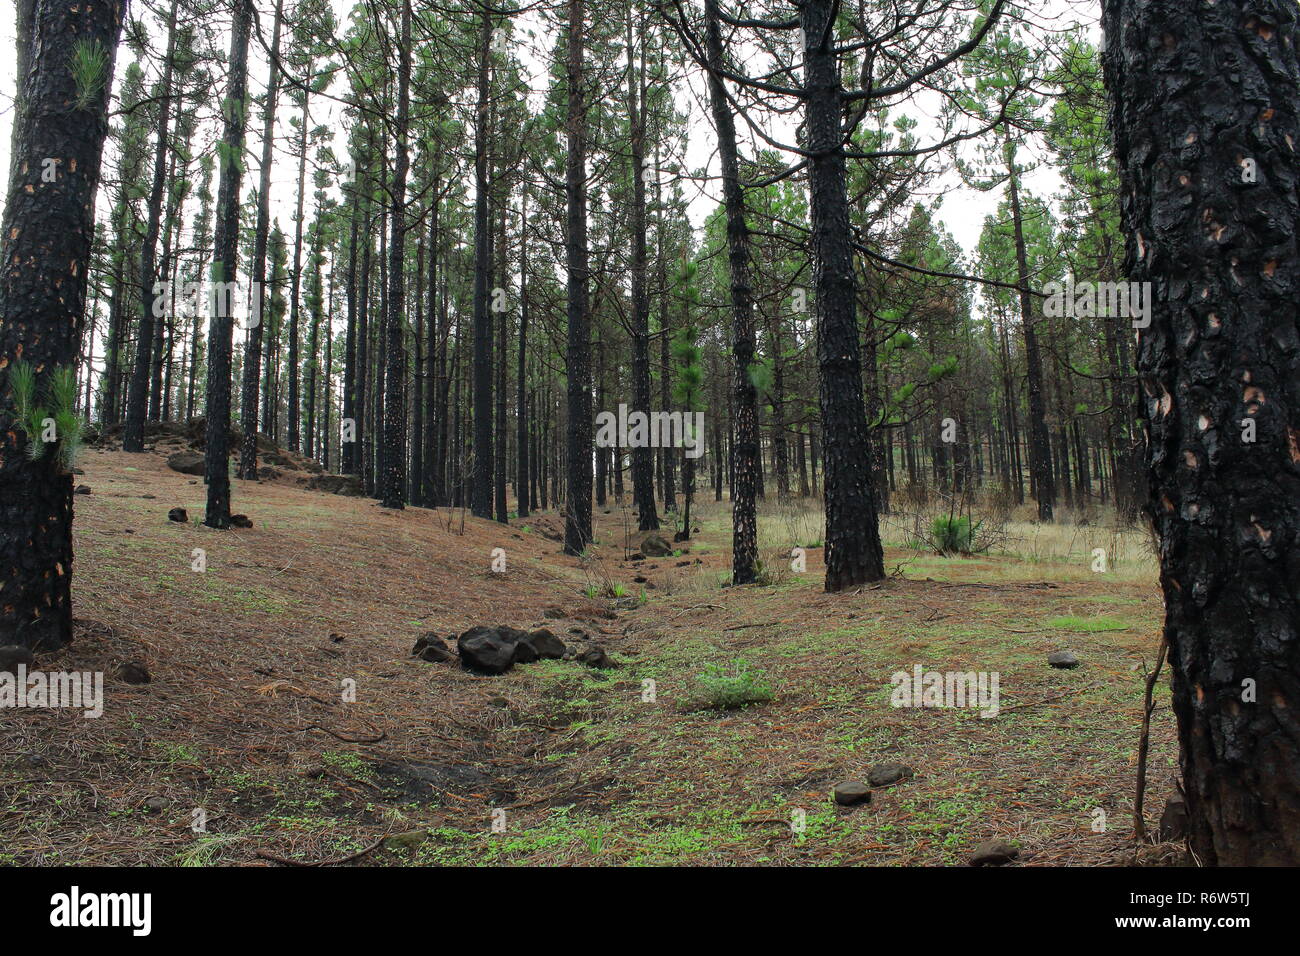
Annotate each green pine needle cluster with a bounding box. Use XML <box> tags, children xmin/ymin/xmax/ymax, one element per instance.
<box><xmin>8</xmin><ymin>360</ymin><xmax>84</xmax><ymax>471</ymax></box>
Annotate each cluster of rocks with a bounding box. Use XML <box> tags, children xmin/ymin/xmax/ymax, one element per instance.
<box><xmin>413</xmin><ymin>625</ymin><xmax>616</xmax><ymax>676</ymax></box>
<box><xmin>832</xmin><ymin>762</ymin><xmax>915</xmax><ymax>807</ymax></box>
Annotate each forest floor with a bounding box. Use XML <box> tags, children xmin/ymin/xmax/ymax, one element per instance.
<box><xmin>0</xmin><ymin>440</ymin><xmax>1187</xmax><ymax>866</ymax></box>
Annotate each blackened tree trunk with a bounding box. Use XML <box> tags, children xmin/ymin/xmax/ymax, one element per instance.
<box><xmin>379</xmin><ymin>0</ymin><xmax>411</xmax><ymax>510</ymax></box>
<box><xmin>800</xmin><ymin>0</ymin><xmax>884</xmax><ymax>590</ymax></box>
<box><xmin>563</xmin><ymin>0</ymin><xmax>593</xmax><ymax>556</ymax></box>
<box><xmin>703</xmin><ymin>0</ymin><xmax>758</xmax><ymax>584</ymax></box>
<box><xmin>122</xmin><ymin>0</ymin><xmax>179</xmax><ymax>453</ymax></box>
<box><xmin>495</xmin><ymin>205</ymin><xmax>508</xmax><ymax>523</ymax></box>
<box><xmin>1103</xmin><ymin>0</ymin><xmax>1300</xmax><ymax>865</ymax></box>
<box><xmin>628</xmin><ymin>11</ymin><xmax>658</xmax><ymax>532</ymax></box>
<box><xmin>0</xmin><ymin>0</ymin><xmax>123</xmax><ymax>649</ymax></box>
<box><xmin>471</xmin><ymin>11</ymin><xmax>494</xmax><ymax>519</ymax></box>
<box><xmin>203</xmin><ymin>0</ymin><xmax>253</xmax><ymax>529</ymax></box>
<box><xmin>286</xmin><ymin>83</ymin><xmax>311</xmax><ymax>454</ymax></box>
<box><xmin>1007</xmin><ymin>153</ymin><xmax>1054</xmax><ymax>521</ymax></box>
<box><xmin>239</xmin><ymin>0</ymin><xmax>284</xmax><ymax>480</ymax></box>
<box><xmin>341</xmin><ymin>156</ymin><xmax>361</xmax><ymax>475</ymax></box>
<box><xmin>516</xmin><ymin>191</ymin><xmax>530</xmax><ymax>518</ymax></box>
<box><xmin>424</xmin><ymin>173</ymin><xmax>441</xmax><ymax>504</ymax></box>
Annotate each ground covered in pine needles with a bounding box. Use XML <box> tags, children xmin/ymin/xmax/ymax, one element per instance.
<box><xmin>1</xmin><ymin>442</ymin><xmax>1184</xmax><ymax>866</ymax></box>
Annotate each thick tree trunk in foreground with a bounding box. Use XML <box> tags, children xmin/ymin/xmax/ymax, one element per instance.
<box><xmin>203</xmin><ymin>0</ymin><xmax>253</xmax><ymax>529</ymax></box>
<box><xmin>801</xmin><ymin>0</ymin><xmax>884</xmax><ymax>591</ymax></box>
<box><xmin>563</xmin><ymin>0</ymin><xmax>593</xmax><ymax>556</ymax></box>
<box><xmin>0</xmin><ymin>0</ymin><xmax>123</xmax><ymax>649</ymax></box>
<box><xmin>704</xmin><ymin>0</ymin><xmax>758</xmax><ymax>584</ymax></box>
<box><xmin>1104</xmin><ymin>0</ymin><xmax>1300</xmax><ymax>864</ymax></box>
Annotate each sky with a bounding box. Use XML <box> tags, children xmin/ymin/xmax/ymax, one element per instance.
<box><xmin>0</xmin><ymin>0</ymin><xmax>1102</xmax><ymax>364</ymax></box>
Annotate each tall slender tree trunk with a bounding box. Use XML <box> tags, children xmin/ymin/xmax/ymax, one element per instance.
<box><xmin>123</xmin><ymin>0</ymin><xmax>179</xmax><ymax>452</ymax></box>
<box><xmin>471</xmin><ymin>12</ymin><xmax>495</xmax><ymax>518</ymax></box>
<box><xmin>800</xmin><ymin>0</ymin><xmax>884</xmax><ymax>590</ymax></box>
<box><xmin>702</xmin><ymin>0</ymin><xmax>759</xmax><ymax>584</ymax></box>
<box><xmin>563</xmin><ymin>0</ymin><xmax>593</xmax><ymax>556</ymax></box>
<box><xmin>240</xmin><ymin>0</ymin><xmax>284</xmax><ymax>480</ymax></box>
<box><xmin>1007</xmin><ymin>153</ymin><xmax>1054</xmax><ymax>522</ymax></box>
<box><xmin>287</xmin><ymin>81</ymin><xmax>311</xmax><ymax>454</ymax></box>
<box><xmin>203</xmin><ymin>0</ymin><xmax>253</xmax><ymax>529</ymax></box>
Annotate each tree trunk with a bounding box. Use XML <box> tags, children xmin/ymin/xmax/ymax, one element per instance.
<box><xmin>203</xmin><ymin>0</ymin><xmax>253</xmax><ymax>529</ymax></box>
<box><xmin>563</xmin><ymin>0</ymin><xmax>593</xmax><ymax>556</ymax></box>
<box><xmin>239</xmin><ymin>0</ymin><xmax>284</xmax><ymax>480</ymax></box>
<box><xmin>800</xmin><ymin>0</ymin><xmax>885</xmax><ymax>590</ymax></box>
<box><xmin>471</xmin><ymin>12</ymin><xmax>495</xmax><ymax>519</ymax></box>
<box><xmin>122</xmin><ymin>0</ymin><xmax>179</xmax><ymax>452</ymax></box>
<box><xmin>703</xmin><ymin>0</ymin><xmax>758</xmax><ymax>584</ymax></box>
<box><xmin>0</xmin><ymin>0</ymin><xmax>123</xmax><ymax>649</ymax></box>
<box><xmin>379</xmin><ymin>0</ymin><xmax>411</xmax><ymax>510</ymax></box>
<box><xmin>1103</xmin><ymin>0</ymin><xmax>1300</xmax><ymax>865</ymax></box>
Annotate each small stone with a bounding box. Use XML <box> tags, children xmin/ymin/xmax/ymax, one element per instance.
<box><xmin>576</xmin><ymin>645</ymin><xmax>617</xmax><ymax>669</ymax></box>
<box><xmin>383</xmin><ymin>828</ymin><xmax>431</xmax><ymax>851</ymax></box>
<box><xmin>520</xmin><ymin>628</ymin><xmax>566</xmax><ymax>660</ymax></box>
<box><xmin>969</xmin><ymin>839</ymin><xmax>1019</xmax><ymax>866</ymax></box>
<box><xmin>833</xmin><ymin>781</ymin><xmax>872</xmax><ymax>806</ymax></box>
<box><xmin>412</xmin><ymin>632</ymin><xmax>455</xmax><ymax>663</ymax></box>
<box><xmin>230</xmin><ymin>514</ymin><xmax>253</xmax><ymax>529</ymax></box>
<box><xmin>142</xmin><ymin>796</ymin><xmax>169</xmax><ymax>814</ymax></box>
<box><xmin>1048</xmin><ymin>651</ymin><xmax>1080</xmax><ymax>669</ymax></box>
<box><xmin>1158</xmin><ymin>794</ymin><xmax>1188</xmax><ymax>843</ymax></box>
<box><xmin>74</xmin><ymin>485</ymin><xmax>92</xmax><ymax>495</ymax></box>
<box><xmin>0</xmin><ymin>645</ymin><xmax>34</xmax><ymax>675</ymax></box>
<box><xmin>167</xmin><ymin>507</ymin><xmax>188</xmax><ymax>523</ymax></box>
<box><xmin>118</xmin><ymin>661</ymin><xmax>151</xmax><ymax>684</ymax></box>
<box><xmin>641</xmin><ymin>533</ymin><xmax>672</xmax><ymax>557</ymax></box>
<box><xmin>867</xmin><ymin>763</ymin><xmax>914</xmax><ymax>787</ymax></box>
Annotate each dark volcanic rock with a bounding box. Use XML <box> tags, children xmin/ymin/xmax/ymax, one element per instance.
<box><xmin>168</xmin><ymin>508</ymin><xmax>188</xmax><ymax>523</ymax></box>
<box><xmin>576</xmin><ymin>644</ymin><xmax>617</xmax><ymax>669</ymax></box>
<box><xmin>457</xmin><ymin>626</ymin><xmax>519</xmax><ymax>674</ymax></box>
<box><xmin>969</xmin><ymin>840</ymin><xmax>1019</xmax><ymax>866</ymax></box>
<box><xmin>1158</xmin><ymin>794</ymin><xmax>1188</xmax><ymax>843</ymax></box>
<box><xmin>519</xmin><ymin>628</ymin><xmax>566</xmax><ymax>660</ymax></box>
<box><xmin>117</xmin><ymin>661</ymin><xmax>151</xmax><ymax>684</ymax></box>
<box><xmin>167</xmin><ymin>451</ymin><xmax>206</xmax><ymax>476</ymax></box>
<box><xmin>0</xmin><ymin>645</ymin><xmax>34</xmax><ymax>675</ymax></box>
<box><xmin>230</xmin><ymin>514</ymin><xmax>253</xmax><ymax>529</ymax></box>
<box><xmin>1047</xmin><ymin>650</ymin><xmax>1080</xmax><ymax>669</ymax></box>
<box><xmin>412</xmin><ymin>633</ymin><xmax>456</xmax><ymax>663</ymax></box>
<box><xmin>307</xmin><ymin>473</ymin><xmax>365</xmax><ymax>496</ymax></box>
<box><xmin>74</xmin><ymin>485</ymin><xmax>91</xmax><ymax>495</ymax></box>
<box><xmin>867</xmin><ymin>763</ymin><xmax>914</xmax><ymax>787</ymax></box>
<box><xmin>641</xmin><ymin>533</ymin><xmax>672</xmax><ymax>557</ymax></box>
<box><xmin>833</xmin><ymin>781</ymin><xmax>872</xmax><ymax>806</ymax></box>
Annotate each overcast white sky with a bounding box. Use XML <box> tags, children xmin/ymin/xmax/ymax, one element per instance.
<box><xmin>0</xmin><ymin>0</ymin><xmax>1101</xmax><ymax>350</ymax></box>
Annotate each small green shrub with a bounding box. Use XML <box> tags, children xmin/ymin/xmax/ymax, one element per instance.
<box><xmin>692</xmin><ymin>660</ymin><xmax>774</xmax><ymax>711</ymax></box>
<box><xmin>931</xmin><ymin>515</ymin><xmax>977</xmax><ymax>555</ymax></box>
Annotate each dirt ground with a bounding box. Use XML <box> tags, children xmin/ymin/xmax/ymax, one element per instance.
<box><xmin>0</xmin><ymin>442</ymin><xmax>1182</xmax><ymax>866</ymax></box>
